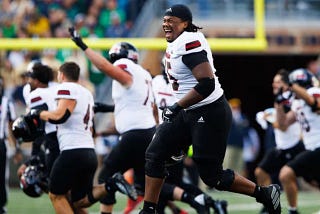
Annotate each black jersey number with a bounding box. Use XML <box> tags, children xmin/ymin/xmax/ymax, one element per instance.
<box><xmin>143</xmin><ymin>79</ymin><xmax>153</xmax><ymax>106</ymax></box>
<box><xmin>83</xmin><ymin>104</ymin><xmax>90</xmax><ymax>130</ymax></box>
<box><xmin>165</xmin><ymin>61</ymin><xmax>179</xmax><ymax>91</ymax></box>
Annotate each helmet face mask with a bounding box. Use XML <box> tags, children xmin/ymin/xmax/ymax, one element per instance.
<box><xmin>289</xmin><ymin>68</ymin><xmax>313</xmax><ymax>89</ymax></box>
<box><xmin>12</xmin><ymin>116</ymin><xmax>43</xmax><ymax>142</ymax></box>
<box><xmin>20</xmin><ymin>164</ymin><xmax>47</xmax><ymax>198</ymax></box>
<box><xmin>109</xmin><ymin>42</ymin><xmax>139</xmax><ymax>63</ymax></box>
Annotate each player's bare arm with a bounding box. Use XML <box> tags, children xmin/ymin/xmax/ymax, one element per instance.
<box><xmin>84</xmin><ymin>48</ymin><xmax>133</xmax><ymax>87</ymax></box>
<box><xmin>40</xmin><ymin>98</ymin><xmax>76</xmax><ymax>122</ymax></box>
<box><xmin>69</xmin><ymin>27</ymin><xmax>133</xmax><ymax>87</ymax></box>
<box><xmin>178</xmin><ymin>62</ymin><xmax>215</xmax><ymax>108</ymax></box>
<box><xmin>291</xmin><ymin>83</ymin><xmax>320</xmax><ymax>111</ymax></box>
<box><xmin>275</xmin><ymin>103</ymin><xmax>296</xmax><ymax>131</ymax></box>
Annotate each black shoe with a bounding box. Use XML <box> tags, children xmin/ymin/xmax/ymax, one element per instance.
<box><xmin>110</xmin><ymin>172</ymin><xmax>137</xmax><ymax>201</ymax></box>
<box><xmin>288</xmin><ymin>210</ymin><xmax>300</xmax><ymax>214</ymax></box>
<box><xmin>259</xmin><ymin>206</ymin><xmax>268</xmax><ymax>214</ymax></box>
<box><xmin>0</xmin><ymin>207</ymin><xmax>7</xmax><ymax>214</ymax></box>
<box><xmin>213</xmin><ymin>200</ymin><xmax>228</xmax><ymax>214</ymax></box>
<box><xmin>256</xmin><ymin>184</ymin><xmax>281</xmax><ymax>214</ymax></box>
<box><xmin>193</xmin><ymin>194</ymin><xmax>210</xmax><ymax>214</ymax></box>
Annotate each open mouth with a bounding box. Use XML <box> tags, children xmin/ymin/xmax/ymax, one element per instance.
<box><xmin>164</xmin><ymin>29</ymin><xmax>172</xmax><ymax>38</ymax></box>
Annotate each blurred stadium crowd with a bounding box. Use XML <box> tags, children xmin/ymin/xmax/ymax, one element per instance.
<box><xmin>0</xmin><ymin>0</ymin><xmax>149</xmax><ymax>114</ymax></box>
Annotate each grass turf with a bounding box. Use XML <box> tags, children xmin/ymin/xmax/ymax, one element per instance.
<box><xmin>6</xmin><ymin>188</ymin><xmax>320</xmax><ymax>214</ymax></box>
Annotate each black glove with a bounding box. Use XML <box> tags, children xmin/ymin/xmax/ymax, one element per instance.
<box><xmin>68</xmin><ymin>27</ymin><xmax>88</xmax><ymax>51</ymax></box>
<box><xmin>274</xmin><ymin>88</ymin><xmax>292</xmax><ymax>105</ymax></box>
<box><xmin>160</xmin><ymin>103</ymin><xmax>183</xmax><ymax>123</ymax></box>
<box><xmin>24</xmin><ymin>109</ymin><xmax>43</xmax><ymax>131</ymax></box>
<box><xmin>93</xmin><ymin>102</ymin><xmax>115</xmax><ymax>113</ymax></box>
<box><xmin>274</xmin><ymin>88</ymin><xmax>285</xmax><ymax>104</ymax></box>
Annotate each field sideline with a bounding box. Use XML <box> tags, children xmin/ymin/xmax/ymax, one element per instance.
<box><xmin>6</xmin><ymin>188</ymin><xmax>320</xmax><ymax>214</ymax></box>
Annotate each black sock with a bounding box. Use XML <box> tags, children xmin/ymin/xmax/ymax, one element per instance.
<box><xmin>253</xmin><ymin>185</ymin><xmax>262</xmax><ymax>201</ymax></box>
<box><xmin>104</xmin><ymin>177</ymin><xmax>116</xmax><ymax>193</ymax></box>
<box><xmin>143</xmin><ymin>201</ymin><xmax>157</xmax><ymax>213</ymax></box>
<box><xmin>181</xmin><ymin>191</ymin><xmax>194</xmax><ymax>204</ymax></box>
<box><xmin>181</xmin><ymin>191</ymin><xmax>200</xmax><ymax>209</ymax></box>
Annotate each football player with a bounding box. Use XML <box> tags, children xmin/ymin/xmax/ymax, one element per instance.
<box><xmin>277</xmin><ymin>68</ymin><xmax>320</xmax><ymax>214</ymax></box>
<box><xmin>139</xmin><ymin>4</ymin><xmax>281</xmax><ymax>214</ymax></box>
<box><xmin>26</xmin><ymin>62</ymin><xmax>136</xmax><ymax>213</ymax></box>
<box><xmin>69</xmin><ymin>28</ymin><xmax>155</xmax><ymax>214</ymax></box>
<box><xmin>255</xmin><ymin>69</ymin><xmax>305</xmax><ymax>214</ymax></box>
<box><xmin>0</xmin><ymin>75</ymin><xmax>18</xmax><ymax>214</ymax></box>
<box><xmin>16</xmin><ymin>62</ymin><xmax>60</xmax><ymax>187</ymax></box>
<box><xmin>152</xmin><ymin>60</ymin><xmax>228</xmax><ymax>214</ymax></box>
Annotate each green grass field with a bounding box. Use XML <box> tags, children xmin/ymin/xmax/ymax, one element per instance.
<box><xmin>6</xmin><ymin>188</ymin><xmax>320</xmax><ymax>214</ymax></box>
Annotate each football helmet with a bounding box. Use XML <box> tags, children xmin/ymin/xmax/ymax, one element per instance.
<box><xmin>26</xmin><ymin>59</ymin><xmax>43</xmax><ymax>73</ymax></box>
<box><xmin>20</xmin><ymin>163</ymin><xmax>48</xmax><ymax>198</ymax></box>
<box><xmin>109</xmin><ymin>42</ymin><xmax>139</xmax><ymax>63</ymax></box>
<box><xmin>289</xmin><ymin>68</ymin><xmax>313</xmax><ymax>88</ymax></box>
<box><xmin>12</xmin><ymin>115</ymin><xmax>42</xmax><ymax>142</ymax></box>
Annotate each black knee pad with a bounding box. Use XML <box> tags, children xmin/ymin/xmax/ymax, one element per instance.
<box><xmin>145</xmin><ymin>153</ymin><xmax>167</xmax><ymax>178</ymax></box>
<box><xmin>215</xmin><ymin>169</ymin><xmax>235</xmax><ymax>191</ymax></box>
<box><xmin>99</xmin><ymin>193</ymin><xmax>116</xmax><ymax>205</ymax></box>
<box><xmin>160</xmin><ymin>183</ymin><xmax>175</xmax><ymax>201</ymax></box>
<box><xmin>87</xmin><ymin>190</ymin><xmax>98</xmax><ymax>204</ymax></box>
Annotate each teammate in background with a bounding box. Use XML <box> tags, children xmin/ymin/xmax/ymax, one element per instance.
<box><xmin>16</xmin><ymin>63</ymin><xmax>60</xmax><ymax>187</ymax></box>
<box><xmin>277</xmin><ymin>68</ymin><xmax>320</xmax><ymax>214</ymax></box>
<box><xmin>69</xmin><ymin>27</ymin><xmax>155</xmax><ymax>214</ymax></box>
<box><xmin>139</xmin><ymin>4</ymin><xmax>281</xmax><ymax>214</ymax></box>
<box><xmin>0</xmin><ymin>76</ymin><xmax>19</xmax><ymax>214</ymax></box>
<box><xmin>255</xmin><ymin>69</ymin><xmax>305</xmax><ymax>214</ymax></box>
<box><xmin>25</xmin><ymin>62</ymin><xmax>135</xmax><ymax>213</ymax></box>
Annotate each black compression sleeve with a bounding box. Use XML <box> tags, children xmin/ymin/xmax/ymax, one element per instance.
<box><xmin>182</xmin><ymin>50</ymin><xmax>208</xmax><ymax>70</ymax></box>
<box><xmin>48</xmin><ymin>109</ymin><xmax>71</xmax><ymax>124</ymax></box>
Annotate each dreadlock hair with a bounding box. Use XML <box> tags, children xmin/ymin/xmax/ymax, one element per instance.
<box><xmin>185</xmin><ymin>22</ymin><xmax>202</xmax><ymax>32</ymax></box>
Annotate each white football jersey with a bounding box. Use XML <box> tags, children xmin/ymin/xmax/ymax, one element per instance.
<box><xmin>164</xmin><ymin>31</ymin><xmax>224</xmax><ymax>110</ymax></box>
<box><xmin>27</xmin><ymin>86</ymin><xmax>57</xmax><ymax>134</ymax></box>
<box><xmin>112</xmin><ymin>58</ymin><xmax>156</xmax><ymax>134</ymax></box>
<box><xmin>291</xmin><ymin>87</ymin><xmax>320</xmax><ymax>150</ymax></box>
<box><xmin>54</xmin><ymin>82</ymin><xmax>95</xmax><ymax>151</ymax></box>
<box><xmin>152</xmin><ymin>74</ymin><xmax>176</xmax><ymax>124</ymax></box>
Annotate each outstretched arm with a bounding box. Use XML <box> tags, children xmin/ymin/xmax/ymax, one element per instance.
<box><xmin>69</xmin><ymin>27</ymin><xmax>132</xmax><ymax>87</ymax></box>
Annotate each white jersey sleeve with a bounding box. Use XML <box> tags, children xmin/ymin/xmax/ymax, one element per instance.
<box><xmin>54</xmin><ymin>82</ymin><xmax>95</xmax><ymax>151</ymax></box>
<box><xmin>28</xmin><ymin>87</ymin><xmax>57</xmax><ymax>134</ymax></box>
<box><xmin>291</xmin><ymin>87</ymin><xmax>320</xmax><ymax>150</ymax></box>
<box><xmin>165</xmin><ymin>31</ymin><xmax>223</xmax><ymax>110</ymax></box>
<box><xmin>112</xmin><ymin>58</ymin><xmax>156</xmax><ymax>133</ymax></box>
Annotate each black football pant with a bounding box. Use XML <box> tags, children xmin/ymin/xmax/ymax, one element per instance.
<box><xmin>0</xmin><ymin>139</ymin><xmax>7</xmax><ymax>209</ymax></box>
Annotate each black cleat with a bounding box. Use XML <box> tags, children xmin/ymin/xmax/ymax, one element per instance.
<box><xmin>213</xmin><ymin>200</ymin><xmax>228</xmax><ymax>214</ymax></box>
<box><xmin>256</xmin><ymin>184</ymin><xmax>281</xmax><ymax>214</ymax></box>
<box><xmin>194</xmin><ymin>194</ymin><xmax>210</xmax><ymax>214</ymax></box>
<box><xmin>110</xmin><ymin>172</ymin><xmax>137</xmax><ymax>201</ymax></box>
<box><xmin>288</xmin><ymin>210</ymin><xmax>300</xmax><ymax>214</ymax></box>
<box><xmin>259</xmin><ymin>206</ymin><xmax>268</xmax><ymax>214</ymax></box>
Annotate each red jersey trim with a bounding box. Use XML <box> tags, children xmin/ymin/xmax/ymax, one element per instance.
<box><xmin>58</xmin><ymin>90</ymin><xmax>70</xmax><ymax>95</ymax></box>
<box><xmin>31</xmin><ymin>96</ymin><xmax>42</xmax><ymax>103</ymax></box>
<box><xmin>185</xmin><ymin>40</ymin><xmax>201</xmax><ymax>51</ymax></box>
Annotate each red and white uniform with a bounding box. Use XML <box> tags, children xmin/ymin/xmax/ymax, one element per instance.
<box><xmin>27</xmin><ymin>86</ymin><xmax>57</xmax><ymax>134</ymax></box>
<box><xmin>112</xmin><ymin>58</ymin><xmax>156</xmax><ymax>134</ymax></box>
<box><xmin>54</xmin><ymin>82</ymin><xmax>95</xmax><ymax>151</ymax></box>
<box><xmin>164</xmin><ymin>31</ymin><xmax>223</xmax><ymax>110</ymax></box>
<box><xmin>291</xmin><ymin>87</ymin><xmax>320</xmax><ymax>150</ymax></box>
<box><xmin>152</xmin><ymin>74</ymin><xmax>176</xmax><ymax>124</ymax></box>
